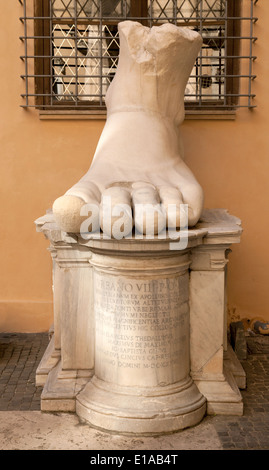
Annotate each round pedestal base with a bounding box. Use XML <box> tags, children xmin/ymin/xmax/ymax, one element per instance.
<box><xmin>76</xmin><ymin>376</ymin><xmax>206</xmax><ymax>435</ymax></box>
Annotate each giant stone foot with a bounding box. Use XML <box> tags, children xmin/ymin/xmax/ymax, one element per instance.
<box><xmin>53</xmin><ymin>21</ymin><xmax>204</xmax><ymax>237</ymax></box>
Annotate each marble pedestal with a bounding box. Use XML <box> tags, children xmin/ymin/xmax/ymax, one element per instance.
<box><xmin>76</xmin><ymin>239</ymin><xmax>207</xmax><ymax>433</ymax></box>
<box><xmin>35</xmin><ymin>209</ymin><xmax>245</xmax><ymax>434</ymax></box>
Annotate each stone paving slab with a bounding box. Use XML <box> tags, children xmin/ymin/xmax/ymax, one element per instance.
<box><xmin>0</xmin><ymin>333</ymin><xmax>269</xmax><ymax>450</ymax></box>
<box><xmin>0</xmin><ymin>411</ymin><xmax>222</xmax><ymax>451</ymax></box>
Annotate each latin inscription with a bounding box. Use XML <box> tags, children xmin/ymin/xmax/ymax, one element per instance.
<box><xmin>94</xmin><ymin>274</ymin><xmax>189</xmax><ymax>371</ymax></box>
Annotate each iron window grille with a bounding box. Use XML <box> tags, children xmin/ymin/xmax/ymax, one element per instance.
<box><xmin>19</xmin><ymin>0</ymin><xmax>258</xmax><ymax>113</ymax></box>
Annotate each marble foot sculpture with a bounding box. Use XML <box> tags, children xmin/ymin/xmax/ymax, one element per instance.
<box><xmin>53</xmin><ymin>21</ymin><xmax>203</xmax><ymax>236</ymax></box>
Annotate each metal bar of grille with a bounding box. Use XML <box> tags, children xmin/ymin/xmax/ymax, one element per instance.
<box><xmin>20</xmin><ymin>74</ymin><xmax>257</xmax><ymax>79</ymax></box>
<box><xmin>49</xmin><ymin>1</ymin><xmax>53</xmax><ymax>107</ymax></box>
<box><xmin>20</xmin><ymin>104</ymin><xmax>257</xmax><ymax>109</ymax></box>
<box><xmin>223</xmin><ymin>0</ymin><xmax>227</xmax><ymax>106</ymax></box>
<box><xmin>74</xmin><ymin>0</ymin><xmax>78</xmax><ymax>106</ymax></box>
<box><xmin>19</xmin><ymin>16</ymin><xmax>259</xmax><ymax>21</ymax></box>
<box><xmin>19</xmin><ymin>0</ymin><xmax>258</xmax><ymax>112</ymax></box>
<box><xmin>19</xmin><ymin>55</ymin><xmax>258</xmax><ymax>60</ymax></box>
<box><xmin>248</xmin><ymin>0</ymin><xmax>255</xmax><ymax>108</ymax></box>
<box><xmin>100</xmin><ymin>9</ymin><xmax>103</xmax><ymax>107</ymax></box>
<box><xmin>22</xmin><ymin>0</ymin><xmax>29</xmax><ymax>107</ymax></box>
<box><xmin>21</xmin><ymin>93</ymin><xmax>256</xmax><ymax>98</ymax></box>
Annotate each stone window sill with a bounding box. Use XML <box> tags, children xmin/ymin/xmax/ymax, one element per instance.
<box><xmin>38</xmin><ymin>110</ymin><xmax>236</xmax><ymax>121</ymax></box>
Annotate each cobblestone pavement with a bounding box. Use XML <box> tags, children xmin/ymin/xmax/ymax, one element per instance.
<box><xmin>213</xmin><ymin>354</ymin><xmax>269</xmax><ymax>449</ymax></box>
<box><xmin>0</xmin><ymin>332</ymin><xmax>269</xmax><ymax>450</ymax></box>
<box><xmin>0</xmin><ymin>333</ymin><xmax>49</xmax><ymax>411</ymax></box>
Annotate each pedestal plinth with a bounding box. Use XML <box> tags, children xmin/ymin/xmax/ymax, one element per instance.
<box><xmin>76</xmin><ymin>246</ymin><xmax>206</xmax><ymax>434</ymax></box>
<box><xmin>35</xmin><ymin>209</ymin><xmax>246</xmax><ymax>434</ymax></box>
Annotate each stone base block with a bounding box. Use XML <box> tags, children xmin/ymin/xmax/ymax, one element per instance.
<box><xmin>76</xmin><ymin>376</ymin><xmax>206</xmax><ymax>435</ymax></box>
<box><xmin>194</xmin><ymin>366</ymin><xmax>243</xmax><ymax>416</ymax></box>
<box><xmin>224</xmin><ymin>343</ymin><xmax>246</xmax><ymax>389</ymax></box>
<box><xmin>41</xmin><ymin>361</ymin><xmax>93</xmax><ymax>412</ymax></box>
<box><xmin>35</xmin><ymin>335</ymin><xmax>60</xmax><ymax>387</ymax></box>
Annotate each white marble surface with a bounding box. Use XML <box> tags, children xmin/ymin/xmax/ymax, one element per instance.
<box><xmin>190</xmin><ymin>270</ymin><xmax>225</xmax><ymax>376</ymax></box>
<box><xmin>56</xmin><ymin>245</ymin><xmax>94</xmax><ymax>371</ymax></box>
<box><xmin>0</xmin><ymin>411</ymin><xmax>223</xmax><ymax>450</ymax></box>
<box><xmin>52</xmin><ymin>21</ymin><xmax>204</xmax><ymax>235</ymax></box>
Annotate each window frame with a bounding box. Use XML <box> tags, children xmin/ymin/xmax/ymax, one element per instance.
<box><xmin>21</xmin><ymin>0</ymin><xmax>257</xmax><ymax>118</ymax></box>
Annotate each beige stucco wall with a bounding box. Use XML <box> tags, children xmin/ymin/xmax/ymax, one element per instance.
<box><xmin>0</xmin><ymin>1</ymin><xmax>268</xmax><ymax>332</ymax></box>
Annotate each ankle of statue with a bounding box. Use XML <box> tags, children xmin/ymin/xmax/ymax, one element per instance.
<box><xmin>107</xmin><ymin>105</ymin><xmax>184</xmax><ymax>126</ymax></box>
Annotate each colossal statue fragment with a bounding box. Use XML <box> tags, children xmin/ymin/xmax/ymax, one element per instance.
<box><xmin>53</xmin><ymin>21</ymin><xmax>204</xmax><ymax>237</ymax></box>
